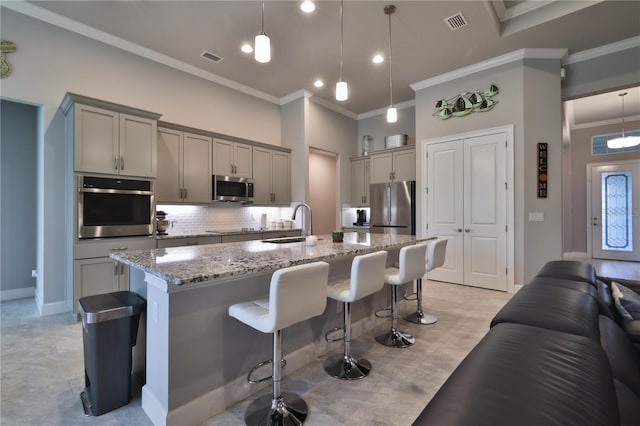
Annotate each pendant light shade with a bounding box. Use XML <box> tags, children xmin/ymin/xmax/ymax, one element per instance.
<box><xmin>336</xmin><ymin>0</ymin><xmax>348</xmax><ymax>101</ymax></box>
<box><xmin>336</xmin><ymin>80</ymin><xmax>348</xmax><ymax>101</ymax></box>
<box><xmin>385</xmin><ymin>5</ymin><xmax>397</xmax><ymax>123</ymax></box>
<box><xmin>607</xmin><ymin>92</ymin><xmax>640</xmax><ymax>149</ymax></box>
<box><xmin>255</xmin><ymin>33</ymin><xmax>270</xmax><ymax>63</ymax></box>
<box><xmin>386</xmin><ymin>107</ymin><xmax>398</xmax><ymax>123</ymax></box>
<box><xmin>255</xmin><ymin>0</ymin><xmax>270</xmax><ymax>63</ymax></box>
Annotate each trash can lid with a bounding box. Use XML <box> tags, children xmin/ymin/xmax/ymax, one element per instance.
<box><xmin>79</xmin><ymin>291</ymin><xmax>146</xmax><ymax>324</ymax></box>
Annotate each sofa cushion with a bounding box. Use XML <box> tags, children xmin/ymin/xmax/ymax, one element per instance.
<box><xmin>528</xmin><ymin>276</ymin><xmax>617</xmax><ymax>320</ymax></box>
<box><xmin>491</xmin><ymin>284</ymin><xmax>600</xmax><ymax>339</ymax></box>
<box><xmin>413</xmin><ymin>323</ymin><xmax>619</xmax><ymax>426</ymax></box>
<box><xmin>535</xmin><ymin>260</ymin><xmax>597</xmax><ymax>285</ymax></box>
<box><xmin>599</xmin><ymin>315</ymin><xmax>640</xmax><ymax>397</ymax></box>
<box><xmin>612</xmin><ymin>281</ymin><xmax>640</xmax><ymax>320</ymax></box>
<box><xmin>613</xmin><ymin>379</ymin><xmax>640</xmax><ymax>426</ymax></box>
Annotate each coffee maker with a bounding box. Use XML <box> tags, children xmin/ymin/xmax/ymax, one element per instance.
<box><xmin>355</xmin><ymin>209</ymin><xmax>367</xmax><ymax>226</ymax></box>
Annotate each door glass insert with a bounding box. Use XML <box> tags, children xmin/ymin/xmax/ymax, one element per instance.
<box><xmin>601</xmin><ymin>171</ymin><xmax>632</xmax><ymax>252</ymax></box>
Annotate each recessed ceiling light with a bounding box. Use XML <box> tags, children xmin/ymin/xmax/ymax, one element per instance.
<box><xmin>241</xmin><ymin>43</ymin><xmax>253</xmax><ymax>54</ymax></box>
<box><xmin>301</xmin><ymin>1</ymin><xmax>315</xmax><ymax>13</ymax></box>
<box><xmin>314</xmin><ymin>79</ymin><xmax>324</xmax><ymax>88</ymax></box>
<box><xmin>372</xmin><ymin>54</ymin><xmax>384</xmax><ymax>64</ymax></box>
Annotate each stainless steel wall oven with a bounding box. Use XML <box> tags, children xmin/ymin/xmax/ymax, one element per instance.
<box><xmin>77</xmin><ymin>175</ymin><xmax>154</xmax><ymax>238</ymax></box>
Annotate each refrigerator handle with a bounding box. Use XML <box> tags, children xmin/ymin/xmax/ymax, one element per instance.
<box><xmin>386</xmin><ymin>184</ymin><xmax>391</xmax><ymax>225</ymax></box>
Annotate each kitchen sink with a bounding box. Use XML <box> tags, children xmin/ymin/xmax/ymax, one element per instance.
<box><xmin>261</xmin><ymin>236</ymin><xmax>306</xmax><ymax>244</ymax></box>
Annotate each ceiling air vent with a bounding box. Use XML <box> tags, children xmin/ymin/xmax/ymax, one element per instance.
<box><xmin>200</xmin><ymin>51</ymin><xmax>223</xmax><ymax>63</ymax></box>
<box><xmin>444</xmin><ymin>12</ymin><xmax>468</xmax><ymax>31</ymax></box>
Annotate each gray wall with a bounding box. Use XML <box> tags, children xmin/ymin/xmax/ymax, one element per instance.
<box><xmin>564</xmin><ymin>119</ymin><xmax>640</xmax><ymax>253</ymax></box>
<box><xmin>414</xmin><ymin>57</ymin><xmax>565</xmax><ymax>285</ymax></box>
<box><xmin>1</xmin><ymin>100</ymin><xmax>37</xmax><ymax>296</ymax></box>
<box><xmin>357</xmin><ymin>106</ymin><xmax>416</xmax><ymax>153</ymax></box>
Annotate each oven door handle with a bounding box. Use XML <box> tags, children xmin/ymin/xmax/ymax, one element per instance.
<box><xmin>79</xmin><ymin>188</ymin><xmax>153</xmax><ymax>196</ymax></box>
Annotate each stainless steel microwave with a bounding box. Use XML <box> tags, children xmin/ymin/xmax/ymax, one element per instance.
<box><xmin>77</xmin><ymin>175</ymin><xmax>155</xmax><ymax>238</ymax></box>
<box><xmin>212</xmin><ymin>175</ymin><xmax>254</xmax><ymax>203</ymax></box>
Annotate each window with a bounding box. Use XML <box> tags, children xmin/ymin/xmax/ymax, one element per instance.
<box><xmin>592</xmin><ymin>130</ymin><xmax>640</xmax><ymax>155</ymax></box>
<box><xmin>601</xmin><ymin>171</ymin><xmax>633</xmax><ymax>252</ymax></box>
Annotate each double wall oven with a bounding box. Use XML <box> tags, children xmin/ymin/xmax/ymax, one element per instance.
<box><xmin>77</xmin><ymin>175</ymin><xmax>155</xmax><ymax>238</ymax></box>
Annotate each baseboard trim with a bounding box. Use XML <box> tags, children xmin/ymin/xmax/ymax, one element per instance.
<box><xmin>37</xmin><ymin>299</ymin><xmax>70</xmax><ymax>316</ymax></box>
<box><xmin>143</xmin><ymin>314</ymin><xmax>375</xmax><ymax>426</ymax></box>
<box><xmin>563</xmin><ymin>252</ymin><xmax>589</xmax><ymax>259</ymax></box>
<box><xmin>0</xmin><ymin>286</ymin><xmax>35</xmax><ymax>302</ymax></box>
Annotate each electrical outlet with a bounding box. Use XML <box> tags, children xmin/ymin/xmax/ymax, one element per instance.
<box><xmin>528</xmin><ymin>212</ymin><xmax>544</xmax><ymax>222</ymax></box>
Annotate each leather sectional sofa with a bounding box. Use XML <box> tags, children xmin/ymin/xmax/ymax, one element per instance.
<box><xmin>413</xmin><ymin>260</ymin><xmax>640</xmax><ymax>426</ymax></box>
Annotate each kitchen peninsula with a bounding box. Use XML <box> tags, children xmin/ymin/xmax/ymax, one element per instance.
<box><xmin>111</xmin><ymin>232</ymin><xmax>424</xmax><ymax>426</ymax></box>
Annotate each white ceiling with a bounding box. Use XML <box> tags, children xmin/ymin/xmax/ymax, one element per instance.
<box><xmin>16</xmin><ymin>1</ymin><xmax>640</xmax><ymax>120</ymax></box>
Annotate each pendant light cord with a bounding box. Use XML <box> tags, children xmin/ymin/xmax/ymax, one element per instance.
<box><xmin>340</xmin><ymin>0</ymin><xmax>344</xmax><ymax>81</ymax></box>
<box><xmin>620</xmin><ymin>92</ymin><xmax>627</xmax><ymax>137</ymax></box>
<box><xmin>387</xmin><ymin>7</ymin><xmax>394</xmax><ymax>107</ymax></box>
<box><xmin>261</xmin><ymin>0</ymin><xmax>265</xmax><ymax>35</ymax></box>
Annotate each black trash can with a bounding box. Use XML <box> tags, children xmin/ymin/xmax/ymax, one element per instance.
<box><xmin>79</xmin><ymin>291</ymin><xmax>146</xmax><ymax>416</ymax></box>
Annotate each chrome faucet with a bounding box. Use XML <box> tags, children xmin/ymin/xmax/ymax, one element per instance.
<box><xmin>291</xmin><ymin>203</ymin><xmax>313</xmax><ymax>236</ymax></box>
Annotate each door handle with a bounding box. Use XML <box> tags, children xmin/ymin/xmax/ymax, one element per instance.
<box><xmin>465</xmin><ymin>228</ymin><xmax>471</xmax><ymax>233</ymax></box>
<box><xmin>454</xmin><ymin>228</ymin><xmax>462</xmax><ymax>233</ymax></box>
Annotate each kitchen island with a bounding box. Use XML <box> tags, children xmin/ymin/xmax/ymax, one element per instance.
<box><xmin>112</xmin><ymin>232</ymin><xmax>424</xmax><ymax>426</ymax></box>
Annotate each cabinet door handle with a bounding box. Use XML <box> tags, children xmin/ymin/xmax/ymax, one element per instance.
<box><xmin>114</xmin><ymin>156</ymin><xmax>119</xmax><ymax>170</ymax></box>
<box><xmin>114</xmin><ymin>261</ymin><xmax>118</xmax><ymax>275</ymax></box>
<box><xmin>120</xmin><ymin>156</ymin><xmax>124</xmax><ymax>170</ymax></box>
<box><xmin>454</xmin><ymin>228</ymin><xmax>462</xmax><ymax>233</ymax></box>
<box><xmin>184</xmin><ymin>188</ymin><xmax>188</xmax><ymax>199</ymax></box>
<box><xmin>465</xmin><ymin>228</ymin><xmax>471</xmax><ymax>233</ymax></box>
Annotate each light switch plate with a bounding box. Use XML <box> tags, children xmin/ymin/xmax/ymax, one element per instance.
<box><xmin>528</xmin><ymin>212</ymin><xmax>544</xmax><ymax>222</ymax></box>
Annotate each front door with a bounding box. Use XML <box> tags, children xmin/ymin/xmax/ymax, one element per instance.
<box><xmin>590</xmin><ymin>161</ymin><xmax>640</xmax><ymax>261</ymax></box>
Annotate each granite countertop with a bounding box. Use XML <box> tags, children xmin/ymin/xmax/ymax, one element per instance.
<box><xmin>156</xmin><ymin>228</ymin><xmax>301</xmax><ymax>240</ymax></box>
<box><xmin>111</xmin><ymin>232</ymin><xmax>425</xmax><ymax>287</ymax></box>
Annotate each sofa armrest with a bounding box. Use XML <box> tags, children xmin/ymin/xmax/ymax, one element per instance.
<box><xmin>622</xmin><ymin>320</ymin><xmax>640</xmax><ymax>343</ymax></box>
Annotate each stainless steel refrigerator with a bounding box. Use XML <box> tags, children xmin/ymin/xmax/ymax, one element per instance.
<box><xmin>370</xmin><ymin>181</ymin><xmax>416</xmax><ymax>235</ymax></box>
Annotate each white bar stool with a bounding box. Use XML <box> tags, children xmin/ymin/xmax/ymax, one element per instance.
<box><xmin>229</xmin><ymin>262</ymin><xmax>330</xmax><ymax>426</ymax></box>
<box><xmin>324</xmin><ymin>250</ymin><xmax>388</xmax><ymax>380</ymax></box>
<box><xmin>375</xmin><ymin>243</ymin><xmax>427</xmax><ymax>348</ymax></box>
<box><xmin>404</xmin><ymin>238</ymin><xmax>448</xmax><ymax>325</ymax></box>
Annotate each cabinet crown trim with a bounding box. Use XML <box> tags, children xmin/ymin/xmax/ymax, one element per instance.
<box><xmin>61</xmin><ymin>93</ymin><xmax>162</xmax><ymax>120</ymax></box>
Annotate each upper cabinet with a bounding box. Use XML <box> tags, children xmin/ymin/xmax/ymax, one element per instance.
<box><xmin>213</xmin><ymin>139</ymin><xmax>253</xmax><ymax>178</ymax></box>
<box><xmin>157</xmin><ymin>128</ymin><xmax>212</xmax><ymax>203</ymax></box>
<box><xmin>369</xmin><ymin>146</ymin><xmax>416</xmax><ymax>184</ymax></box>
<box><xmin>62</xmin><ymin>94</ymin><xmax>161</xmax><ymax>178</ymax></box>
<box><xmin>253</xmin><ymin>147</ymin><xmax>291</xmax><ymax>205</ymax></box>
<box><xmin>351</xmin><ymin>158</ymin><xmax>370</xmax><ymax>206</ymax></box>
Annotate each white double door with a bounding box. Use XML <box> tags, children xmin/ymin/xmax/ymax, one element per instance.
<box><xmin>426</xmin><ymin>133</ymin><xmax>508</xmax><ymax>291</ymax></box>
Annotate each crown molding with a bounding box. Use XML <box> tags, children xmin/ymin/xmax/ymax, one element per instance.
<box><xmin>3</xmin><ymin>1</ymin><xmax>280</xmax><ymax>105</ymax></box>
<box><xmin>309</xmin><ymin>96</ymin><xmax>358</xmax><ymax>119</ymax></box>
<box><xmin>357</xmin><ymin>99</ymin><xmax>415</xmax><ymax>120</ymax></box>
<box><xmin>279</xmin><ymin>90</ymin><xmax>313</xmax><ymax>106</ymax></box>
<box><xmin>563</xmin><ymin>36</ymin><xmax>640</xmax><ymax>65</ymax></box>
<box><xmin>410</xmin><ymin>48</ymin><xmax>567</xmax><ymax>92</ymax></box>
<box><xmin>571</xmin><ymin>115</ymin><xmax>640</xmax><ymax>131</ymax></box>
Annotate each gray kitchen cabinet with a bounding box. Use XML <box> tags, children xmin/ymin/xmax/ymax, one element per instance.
<box><xmin>351</xmin><ymin>158</ymin><xmax>370</xmax><ymax>205</ymax></box>
<box><xmin>213</xmin><ymin>139</ymin><xmax>253</xmax><ymax>178</ymax></box>
<box><xmin>70</xmin><ymin>103</ymin><xmax>158</xmax><ymax>177</ymax></box>
<box><xmin>156</xmin><ymin>236</ymin><xmax>222</xmax><ymax>248</ymax></box>
<box><xmin>73</xmin><ymin>236</ymin><xmax>155</xmax><ymax>313</ymax></box>
<box><xmin>253</xmin><ymin>147</ymin><xmax>291</xmax><ymax>205</ymax></box>
<box><xmin>157</xmin><ymin>127</ymin><xmax>212</xmax><ymax>203</ymax></box>
<box><xmin>369</xmin><ymin>147</ymin><xmax>415</xmax><ymax>184</ymax></box>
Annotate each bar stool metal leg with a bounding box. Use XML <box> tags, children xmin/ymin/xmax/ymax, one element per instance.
<box><xmin>404</xmin><ymin>278</ymin><xmax>438</xmax><ymax>325</ymax></box>
<box><xmin>375</xmin><ymin>285</ymin><xmax>415</xmax><ymax>348</ymax></box>
<box><xmin>245</xmin><ymin>330</ymin><xmax>308</xmax><ymax>426</ymax></box>
<box><xmin>323</xmin><ymin>302</ymin><xmax>372</xmax><ymax>380</ymax></box>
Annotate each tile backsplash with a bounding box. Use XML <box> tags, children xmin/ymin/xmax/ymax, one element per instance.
<box><xmin>156</xmin><ymin>205</ymin><xmax>295</xmax><ymax>234</ymax></box>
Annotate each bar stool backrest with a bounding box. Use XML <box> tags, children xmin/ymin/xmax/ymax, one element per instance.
<box><xmin>350</xmin><ymin>251</ymin><xmax>388</xmax><ymax>302</ymax></box>
<box><xmin>268</xmin><ymin>262</ymin><xmax>330</xmax><ymax>332</ymax></box>
<box><xmin>398</xmin><ymin>244</ymin><xmax>428</xmax><ymax>284</ymax></box>
<box><xmin>427</xmin><ymin>239</ymin><xmax>448</xmax><ymax>272</ymax></box>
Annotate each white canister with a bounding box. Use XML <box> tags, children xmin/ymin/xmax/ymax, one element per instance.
<box><xmin>276</xmin><ymin>220</ymin><xmax>284</xmax><ymax>230</ymax></box>
<box><xmin>284</xmin><ymin>220</ymin><xmax>293</xmax><ymax>229</ymax></box>
<box><xmin>269</xmin><ymin>221</ymin><xmax>277</xmax><ymax>230</ymax></box>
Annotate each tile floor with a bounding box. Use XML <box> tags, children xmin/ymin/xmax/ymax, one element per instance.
<box><xmin>1</xmin><ymin>280</ymin><xmax>511</xmax><ymax>426</ymax></box>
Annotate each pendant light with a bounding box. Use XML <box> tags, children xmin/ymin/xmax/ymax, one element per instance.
<box><xmin>385</xmin><ymin>5</ymin><xmax>397</xmax><ymax>123</ymax></box>
<box><xmin>255</xmin><ymin>0</ymin><xmax>271</xmax><ymax>63</ymax></box>
<box><xmin>607</xmin><ymin>92</ymin><xmax>640</xmax><ymax>149</ymax></box>
<box><xmin>335</xmin><ymin>0</ymin><xmax>348</xmax><ymax>101</ymax></box>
